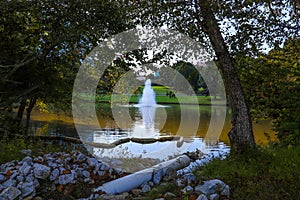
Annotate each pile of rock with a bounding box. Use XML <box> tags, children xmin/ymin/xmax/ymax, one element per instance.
<box><xmin>0</xmin><ymin>150</ymin><xmax>230</xmax><ymax>200</ymax></box>
<box><xmin>178</xmin><ymin>176</ymin><xmax>230</xmax><ymax>200</ymax></box>
<box><xmin>95</xmin><ymin>155</ymin><xmax>230</xmax><ymax>200</ymax></box>
<box><xmin>0</xmin><ymin>151</ymin><xmax>126</xmax><ymax>200</ymax></box>
<box><xmin>96</xmin><ymin>173</ymin><xmax>230</xmax><ymax>200</ymax></box>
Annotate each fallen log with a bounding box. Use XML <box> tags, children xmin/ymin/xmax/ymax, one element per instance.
<box><xmin>85</xmin><ymin>136</ymin><xmax>183</xmax><ymax>149</ymax></box>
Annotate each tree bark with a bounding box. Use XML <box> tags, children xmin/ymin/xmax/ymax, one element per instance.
<box><xmin>16</xmin><ymin>97</ymin><xmax>26</xmax><ymax>130</ymax></box>
<box><xmin>197</xmin><ymin>0</ymin><xmax>256</xmax><ymax>151</ymax></box>
<box><xmin>25</xmin><ymin>96</ymin><xmax>36</xmax><ymax>137</ymax></box>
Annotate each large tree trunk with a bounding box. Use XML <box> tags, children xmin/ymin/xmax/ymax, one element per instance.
<box><xmin>25</xmin><ymin>96</ymin><xmax>36</xmax><ymax>137</ymax></box>
<box><xmin>16</xmin><ymin>97</ymin><xmax>26</xmax><ymax>130</ymax></box>
<box><xmin>197</xmin><ymin>0</ymin><xmax>256</xmax><ymax>151</ymax></box>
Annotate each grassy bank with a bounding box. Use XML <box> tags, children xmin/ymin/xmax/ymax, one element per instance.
<box><xmin>195</xmin><ymin>145</ymin><xmax>300</xmax><ymax>199</ymax></box>
<box><xmin>138</xmin><ymin>144</ymin><xmax>300</xmax><ymax>200</ymax></box>
<box><xmin>0</xmin><ymin>136</ymin><xmax>86</xmax><ymax>164</ymax></box>
<box><xmin>2</xmin><ymin>137</ymin><xmax>299</xmax><ymax>199</ymax></box>
<box><xmin>96</xmin><ymin>86</ymin><xmax>226</xmax><ymax>105</ymax></box>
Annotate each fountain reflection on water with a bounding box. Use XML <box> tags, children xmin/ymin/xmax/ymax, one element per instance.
<box><xmin>85</xmin><ymin>79</ymin><xmax>230</xmax><ymax>172</ymax></box>
<box><xmin>133</xmin><ymin>79</ymin><xmax>159</xmax><ymax>137</ymax></box>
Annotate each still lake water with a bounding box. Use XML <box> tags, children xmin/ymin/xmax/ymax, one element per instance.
<box><xmin>30</xmin><ymin>104</ymin><xmax>276</xmax><ymax>172</ymax></box>
<box><xmin>30</xmin><ymin>104</ymin><xmax>276</xmax><ymax>144</ymax></box>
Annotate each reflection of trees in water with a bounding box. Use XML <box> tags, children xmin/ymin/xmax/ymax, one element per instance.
<box><xmin>159</xmin><ymin>105</ymin><xmax>230</xmax><ymax>140</ymax></box>
<box><xmin>30</xmin><ymin>120</ymin><xmax>78</xmax><ymax>137</ymax></box>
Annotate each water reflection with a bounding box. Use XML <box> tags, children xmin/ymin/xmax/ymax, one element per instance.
<box><xmin>30</xmin><ymin>104</ymin><xmax>276</xmax><ymax>172</ymax></box>
<box><xmin>139</xmin><ymin>106</ymin><xmax>156</xmax><ymax>129</ymax></box>
<box><xmin>87</xmin><ymin>131</ymin><xmax>230</xmax><ymax>172</ymax></box>
<box><xmin>80</xmin><ymin>104</ymin><xmax>230</xmax><ymax>172</ymax></box>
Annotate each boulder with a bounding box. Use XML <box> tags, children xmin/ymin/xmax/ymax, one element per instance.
<box><xmin>0</xmin><ymin>174</ymin><xmax>5</xmax><ymax>182</ymax></box>
<box><xmin>195</xmin><ymin>179</ymin><xmax>228</xmax><ymax>195</ymax></box>
<box><xmin>209</xmin><ymin>193</ymin><xmax>219</xmax><ymax>200</ymax></box>
<box><xmin>17</xmin><ymin>182</ymin><xmax>35</xmax><ymax>197</ymax></box>
<box><xmin>82</xmin><ymin>170</ymin><xmax>90</xmax><ymax>178</ymax></box>
<box><xmin>2</xmin><ymin>178</ymin><xmax>17</xmax><ymax>188</ymax></box>
<box><xmin>87</xmin><ymin>157</ymin><xmax>99</xmax><ymax>168</ymax></box>
<box><xmin>19</xmin><ymin>162</ymin><xmax>31</xmax><ymax>175</ymax></box>
<box><xmin>58</xmin><ymin>174</ymin><xmax>75</xmax><ymax>185</ymax></box>
<box><xmin>196</xmin><ymin>194</ymin><xmax>208</xmax><ymax>200</ymax></box>
<box><xmin>76</xmin><ymin>152</ymin><xmax>86</xmax><ymax>162</ymax></box>
<box><xmin>141</xmin><ymin>184</ymin><xmax>151</xmax><ymax>193</ymax></box>
<box><xmin>49</xmin><ymin>168</ymin><xmax>59</xmax><ymax>181</ymax></box>
<box><xmin>182</xmin><ymin>173</ymin><xmax>196</xmax><ymax>184</ymax></box>
<box><xmin>22</xmin><ymin>156</ymin><xmax>33</xmax><ymax>165</ymax></box>
<box><xmin>181</xmin><ymin>185</ymin><xmax>193</xmax><ymax>193</ymax></box>
<box><xmin>0</xmin><ymin>186</ymin><xmax>21</xmax><ymax>200</ymax></box>
<box><xmin>33</xmin><ymin>164</ymin><xmax>50</xmax><ymax>179</ymax></box>
<box><xmin>164</xmin><ymin>192</ymin><xmax>176</xmax><ymax>200</ymax></box>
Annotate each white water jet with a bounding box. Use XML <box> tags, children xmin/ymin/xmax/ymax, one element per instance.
<box><xmin>132</xmin><ymin>79</ymin><xmax>159</xmax><ymax>137</ymax></box>
<box><xmin>139</xmin><ymin>79</ymin><xmax>156</xmax><ymax>106</ymax></box>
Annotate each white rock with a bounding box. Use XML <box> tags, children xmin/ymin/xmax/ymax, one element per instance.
<box><xmin>0</xmin><ymin>186</ymin><xmax>21</xmax><ymax>200</ymax></box>
<box><xmin>97</xmin><ymin>171</ymin><xmax>105</xmax><ymax>176</ymax></box>
<box><xmin>164</xmin><ymin>192</ymin><xmax>176</xmax><ymax>198</ymax></box>
<box><xmin>9</xmin><ymin>172</ymin><xmax>18</xmax><ymax>180</ymax></box>
<box><xmin>33</xmin><ymin>164</ymin><xmax>50</xmax><ymax>179</ymax></box>
<box><xmin>76</xmin><ymin>153</ymin><xmax>86</xmax><ymax>162</ymax></box>
<box><xmin>50</xmin><ymin>168</ymin><xmax>59</xmax><ymax>181</ymax></box>
<box><xmin>176</xmin><ymin>178</ymin><xmax>185</xmax><ymax>187</ymax></box>
<box><xmin>82</xmin><ymin>170</ymin><xmax>90</xmax><ymax>178</ymax></box>
<box><xmin>2</xmin><ymin>179</ymin><xmax>17</xmax><ymax>188</ymax></box>
<box><xmin>16</xmin><ymin>175</ymin><xmax>24</xmax><ymax>182</ymax></box>
<box><xmin>196</xmin><ymin>194</ymin><xmax>208</xmax><ymax>200</ymax></box>
<box><xmin>33</xmin><ymin>179</ymin><xmax>39</xmax><ymax>188</ymax></box>
<box><xmin>182</xmin><ymin>185</ymin><xmax>193</xmax><ymax>193</ymax></box>
<box><xmin>209</xmin><ymin>193</ymin><xmax>219</xmax><ymax>200</ymax></box>
<box><xmin>58</xmin><ymin>174</ymin><xmax>75</xmax><ymax>185</ymax></box>
<box><xmin>87</xmin><ymin>157</ymin><xmax>99</xmax><ymax>168</ymax></box>
<box><xmin>0</xmin><ymin>184</ymin><xmax>5</xmax><ymax>191</ymax></box>
<box><xmin>221</xmin><ymin>184</ymin><xmax>230</xmax><ymax>196</ymax></box>
<box><xmin>0</xmin><ymin>174</ymin><xmax>5</xmax><ymax>181</ymax></box>
<box><xmin>17</xmin><ymin>182</ymin><xmax>35</xmax><ymax>197</ymax></box>
<box><xmin>141</xmin><ymin>184</ymin><xmax>151</xmax><ymax>193</ymax></box>
<box><xmin>182</xmin><ymin>173</ymin><xmax>196</xmax><ymax>184</ymax></box>
<box><xmin>100</xmin><ymin>163</ymin><xmax>110</xmax><ymax>171</ymax></box>
<box><xmin>47</xmin><ymin>161</ymin><xmax>57</xmax><ymax>169</ymax></box>
<box><xmin>195</xmin><ymin>179</ymin><xmax>226</xmax><ymax>195</ymax></box>
<box><xmin>21</xmin><ymin>156</ymin><xmax>32</xmax><ymax>165</ymax></box>
<box><xmin>33</xmin><ymin>156</ymin><xmax>44</xmax><ymax>163</ymax></box>
<box><xmin>19</xmin><ymin>162</ymin><xmax>31</xmax><ymax>175</ymax></box>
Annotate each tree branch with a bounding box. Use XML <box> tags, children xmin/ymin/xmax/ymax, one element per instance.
<box><xmin>1</xmin><ymin>56</ymin><xmax>36</xmax><ymax>81</ymax></box>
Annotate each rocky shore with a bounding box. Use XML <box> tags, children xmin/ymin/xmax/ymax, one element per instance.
<box><xmin>0</xmin><ymin>150</ymin><xmax>230</xmax><ymax>200</ymax></box>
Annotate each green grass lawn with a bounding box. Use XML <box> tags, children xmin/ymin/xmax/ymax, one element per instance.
<box><xmin>96</xmin><ymin>86</ymin><xmax>226</xmax><ymax>105</ymax></box>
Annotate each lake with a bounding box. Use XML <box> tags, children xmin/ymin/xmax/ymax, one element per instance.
<box><xmin>29</xmin><ymin>104</ymin><xmax>276</xmax><ymax>172</ymax></box>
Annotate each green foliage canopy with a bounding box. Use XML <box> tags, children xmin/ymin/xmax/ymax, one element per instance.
<box><xmin>237</xmin><ymin>38</ymin><xmax>300</xmax><ymax>144</ymax></box>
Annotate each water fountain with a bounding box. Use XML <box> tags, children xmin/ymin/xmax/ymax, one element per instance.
<box><xmin>138</xmin><ymin>79</ymin><xmax>157</xmax><ymax>106</ymax></box>
<box><xmin>133</xmin><ymin>79</ymin><xmax>158</xmax><ymax>136</ymax></box>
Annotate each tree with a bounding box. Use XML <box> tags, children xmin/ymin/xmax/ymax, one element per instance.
<box><xmin>197</xmin><ymin>0</ymin><xmax>255</xmax><ymax>150</ymax></box>
<box><xmin>173</xmin><ymin>61</ymin><xmax>200</xmax><ymax>94</ymax></box>
<box><xmin>124</xmin><ymin>0</ymin><xmax>299</xmax><ymax>151</ymax></box>
<box><xmin>237</xmin><ymin>38</ymin><xmax>300</xmax><ymax>145</ymax></box>
<box><xmin>0</xmin><ymin>0</ymin><xmax>131</xmax><ymax>137</ymax></box>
